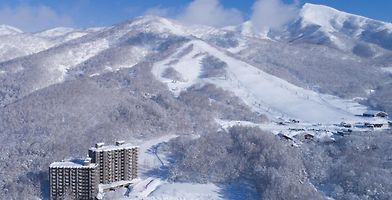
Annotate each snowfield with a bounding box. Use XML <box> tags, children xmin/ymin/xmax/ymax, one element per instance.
<box><xmin>153</xmin><ymin>40</ymin><xmax>368</xmax><ymax>124</ymax></box>
<box><xmin>381</xmin><ymin>67</ymin><xmax>392</xmax><ymax>74</ymax></box>
<box><xmin>101</xmin><ymin>135</ymin><xmax>257</xmax><ymax>200</ymax></box>
<box><xmin>0</xmin><ymin>25</ymin><xmax>23</xmax><ymax>36</ymax></box>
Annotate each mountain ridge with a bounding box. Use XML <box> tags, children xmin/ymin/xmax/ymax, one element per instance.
<box><xmin>0</xmin><ymin>3</ymin><xmax>392</xmax><ymax>200</ymax></box>
<box><xmin>0</xmin><ymin>24</ymin><xmax>23</xmax><ymax>36</ymax></box>
<box><xmin>0</xmin><ymin>4</ymin><xmax>391</xmax><ymax>113</ymax></box>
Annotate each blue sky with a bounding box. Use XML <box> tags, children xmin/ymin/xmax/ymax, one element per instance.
<box><xmin>0</xmin><ymin>0</ymin><xmax>391</xmax><ymax>32</ymax></box>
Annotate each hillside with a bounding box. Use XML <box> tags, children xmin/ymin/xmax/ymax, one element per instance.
<box><xmin>0</xmin><ymin>3</ymin><xmax>391</xmax><ymax>200</ymax></box>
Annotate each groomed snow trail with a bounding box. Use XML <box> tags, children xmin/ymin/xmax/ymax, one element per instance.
<box><xmin>152</xmin><ymin>40</ymin><xmax>367</xmax><ymax>124</ymax></box>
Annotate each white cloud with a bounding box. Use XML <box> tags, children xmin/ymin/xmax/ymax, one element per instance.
<box><xmin>177</xmin><ymin>0</ymin><xmax>243</xmax><ymax>27</ymax></box>
<box><xmin>251</xmin><ymin>0</ymin><xmax>299</xmax><ymax>33</ymax></box>
<box><xmin>0</xmin><ymin>4</ymin><xmax>73</xmax><ymax>32</ymax></box>
<box><xmin>144</xmin><ymin>6</ymin><xmax>171</xmax><ymax>17</ymax></box>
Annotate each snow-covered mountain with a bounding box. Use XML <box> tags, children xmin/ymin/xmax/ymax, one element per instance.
<box><xmin>0</xmin><ymin>24</ymin><xmax>23</xmax><ymax>36</ymax></box>
<box><xmin>0</xmin><ymin>26</ymin><xmax>102</xmax><ymax>63</ymax></box>
<box><xmin>229</xmin><ymin>4</ymin><xmax>392</xmax><ymax>58</ymax></box>
<box><xmin>0</xmin><ymin>3</ymin><xmax>391</xmax><ymax>200</ymax></box>
<box><xmin>152</xmin><ymin>39</ymin><xmax>367</xmax><ymax>123</ymax></box>
<box><xmin>282</xmin><ymin>4</ymin><xmax>392</xmax><ymax>55</ymax></box>
<box><xmin>0</xmin><ymin>4</ymin><xmax>391</xmax><ymax>118</ymax></box>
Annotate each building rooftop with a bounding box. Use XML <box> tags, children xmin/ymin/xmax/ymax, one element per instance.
<box><xmin>98</xmin><ymin>180</ymin><xmax>134</xmax><ymax>191</ymax></box>
<box><xmin>89</xmin><ymin>142</ymin><xmax>138</xmax><ymax>152</ymax></box>
<box><xmin>50</xmin><ymin>159</ymin><xmax>98</xmax><ymax>168</ymax></box>
<box><xmin>364</xmin><ymin>110</ymin><xmax>388</xmax><ymax>115</ymax></box>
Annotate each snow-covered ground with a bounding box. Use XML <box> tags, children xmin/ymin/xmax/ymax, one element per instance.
<box><xmin>216</xmin><ymin>118</ymin><xmax>389</xmax><ymax>143</ymax></box>
<box><xmin>381</xmin><ymin>67</ymin><xmax>392</xmax><ymax>74</ymax></box>
<box><xmin>100</xmin><ymin>135</ymin><xmax>208</xmax><ymax>199</ymax></box>
<box><xmin>0</xmin><ymin>34</ymin><xmax>55</xmax><ymax>62</ymax></box>
<box><xmin>103</xmin><ymin>181</ymin><xmax>227</xmax><ymax>200</ymax></box>
<box><xmin>101</xmin><ymin>134</ymin><xmax>258</xmax><ymax>200</ymax></box>
<box><xmin>53</xmin><ymin>39</ymin><xmax>110</xmax><ymax>82</ymax></box>
<box><xmin>216</xmin><ymin>118</ymin><xmax>335</xmax><ymax>137</ymax></box>
<box><xmin>152</xmin><ymin>39</ymin><xmax>368</xmax><ymax>124</ymax></box>
<box><xmin>99</xmin><ymin>116</ymin><xmax>390</xmax><ymax>199</ymax></box>
<box><xmin>0</xmin><ymin>25</ymin><xmax>23</xmax><ymax>36</ymax></box>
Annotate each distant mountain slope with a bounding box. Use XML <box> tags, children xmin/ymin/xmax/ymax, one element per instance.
<box><xmin>152</xmin><ymin>39</ymin><xmax>366</xmax><ymax>123</ymax></box>
<box><xmin>228</xmin><ymin>4</ymin><xmax>392</xmax><ymax>110</ymax></box>
<box><xmin>0</xmin><ymin>16</ymin><xmax>195</xmax><ymax>106</ymax></box>
<box><xmin>34</xmin><ymin>27</ymin><xmax>104</xmax><ymax>44</ymax></box>
<box><xmin>0</xmin><ymin>25</ymin><xmax>23</xmax><ymax>36</ymax></box>
<box><xmin>282</xmin><ymin>4</ymin><xmax>392</xmax><ymax>55</ymax></box>
<box><xmin>0</xmin><ymin>6</ymin><xmax>391</xmax><ymax>113</ymax></box>
<box><xmin>0</xmin><ymin>3</ymin><xmax>392</xmax><ymax>200</ymax></box>
<box><xmin>0</xmin><ymin>34</ymin><xmax>50</xmax><ymax>62</ymax></box>
<box><xmin>0</xmin><ymin>26</ymin><xmax>101</xmax><ymax>63</ymax></box>
<box><xmin>235</xmin><ymin>39</ymin><xmax>388</xmax><ymax>99</ymax></box>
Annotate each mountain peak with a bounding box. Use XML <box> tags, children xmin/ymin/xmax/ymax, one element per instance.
<box><xmin>300</xmin><ymin>3</ymin><xmax>353</xmax><ymax>32</ymax></box>
<box><xmin>301</xmin><ymin>3</ymin><xmax>363</xmax><ymax>18</ymax></box>
<box><xmin>117</xmin><ymin>15</ymin><xmax>189</xmax><ymax>36</ymax></box>
<box><xmin>131</xmin><ymin>15</ymin><xmax>170</xmax><ymax>24</ymax></box>
<box><xmin>299</xmin><ymin>3</ymin><xmax>390</xmax><ymax>32</ymax></box>
<box><xmin>0</xmin><ymin>24</ymin><xmax>23</xmax><ymax>36</ymax></box>
<box><xmin>35</xmin><ymin>27</ymin><xmax>75</xmax><ymax>38</ymax></box>
<box><xmin>302</xmin><ymin>3</ymin><xmax>340</xmax><ymax>13</ymax></box>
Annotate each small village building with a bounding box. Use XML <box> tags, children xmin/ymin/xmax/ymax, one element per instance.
<box><xmin>364</xmin><ymin>119</ymin><xmax>389</xmax><ymax>129</ymax></box>
<box><xmin>363</xmin><ymin>111</ymin><xmax>388</xmax><ymax>118</ymax></box>
<box><xmin>277</xmin><ymin>133</ymin><xmax>295</xmax><ymax>141</ymax></box>
<box><xmin>289</xmin><ymin>119</ymin><xmax>300</xmax><ymax>123</ymax></box>
<box><xmin>340</xmin><ymin>122</ymin><xmax>352</xmax><ymax>128</ymax></box>
<box><xmin>335</xmin><ymin>128</ymin><xmax>353</xmax><ymax>136</ymax></box>
<box><xmin>364</xmin><ymin>122</ymin><xmax>375</xmax><ymax>128</ymax></box>
<box><xmin>277</xmin><ymin>121</ymin><xmax>287</xmax><ymax>126</ymax></box>
<box><xmin>304</xmin><ymin>134</ymin><xmax>314</xmax><ymax>140</ymax></box>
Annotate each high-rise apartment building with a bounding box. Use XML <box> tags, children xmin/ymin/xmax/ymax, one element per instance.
<box><xmin>49</xmin><ymin>141</ymin><xmax>138</xmax><ymax>199</ymax></box>
<box><xmin>49</xmin><ymin>158</ymin><xmax>99</xmax><ymax>200</ymax></box>
<box><xmin>88</xmin><ymin>141</ymin><xmax>138</xmax><ymax>185</ymax></box>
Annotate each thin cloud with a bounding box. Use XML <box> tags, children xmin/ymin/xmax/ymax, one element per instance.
<box><xmin>144</xmin><ymin>6</ymin><xmax>171</xmax><ymax>17</ymax></box>
<box><xmin>0</xmin><ymin>4</ymin><xmax>73</xmax><ymax>32</ymax></box>
<box><xmin>177</xmin><ymin>0</ymin><xmax>243</xmax><ymax>27</ymax></box>
<box><xmin>251</xmin><ymin>0</ymin><xmax>299</xmax><ymax>33</ymax></box>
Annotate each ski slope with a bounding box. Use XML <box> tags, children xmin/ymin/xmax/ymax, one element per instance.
<box><xmin>153</xmin><ymin>40</ymin><xmax>367</xmax><ymax>124</ymax></box>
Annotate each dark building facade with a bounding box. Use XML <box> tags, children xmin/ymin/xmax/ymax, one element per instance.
<box><xmin>49</xmin><ymin>159</ymin><xmax>99</xmax><ymax>200</ymax></box>
<box><xmin>88</xmin><ymin>141</ymin><xmax>138</xmax><ymax>185</ymax></box>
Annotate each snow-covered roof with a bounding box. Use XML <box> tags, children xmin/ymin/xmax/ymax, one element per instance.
<box><xmin>89</xmin><ymin>143</ymin><xmax>138</xmax><ymax>152</ymax></box>
<box><xmin>99</xmin><ymin>180</ymin><xmax>133</xmax><ymax>191</ymax></box>
<box><xmin>370</xmin><ymin>118</ymin><xmax>390</xmax><ymax>124</ymax></box>
<box><xmin>363</xmin><ymin>110</ymin><xmax>388</xmax><ymax>116</ymax></box>
<box><xmin>50</xmin><ymin>160</ymin><xmax>98</xmax><ymax>168</ymax></box>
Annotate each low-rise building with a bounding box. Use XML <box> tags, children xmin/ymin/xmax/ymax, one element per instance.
<box><xmin>340</xmin><ymin>122</ymin><xmax>352</xmax><ymax>128</ymax></box>
<box><xmin>363</xmin><ymin>111</ymin><xmax>388</xmax><ymax>118</ymax></box>
<box><xmin>304</xmin><ymin>134</ymin><xmax>315</xmax><ymax>140</ymax></box>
